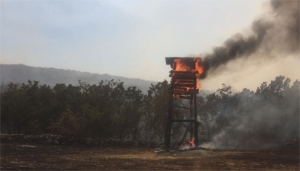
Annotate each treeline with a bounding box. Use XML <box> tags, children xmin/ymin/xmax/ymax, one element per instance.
<box><xmin>1</xmin><ymin>80</ymin><xmax>168</xmax><ymax>142</ymax></box>
<box><xmin>1</xmin><ymin>76</ymin><xmax>299</xmax><ymax>148</ymax></box>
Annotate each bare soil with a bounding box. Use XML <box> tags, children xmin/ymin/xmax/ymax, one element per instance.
<box><xmin>1</xmin><ymin>142</ymin><xmax>299</xmax><ymax>170</ymax></box>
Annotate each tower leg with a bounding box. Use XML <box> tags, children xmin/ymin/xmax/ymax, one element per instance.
<box><xmin>190</xmin><ymin>95</ymin><xmax>193</xmax><ymax>140</ymax></box>
<box><xmin>165</xmin><ymin>94</ymin><xmax>173</xmax><ymax>148</ymax></box>
<box><xmin>194</xmin><ymin>122</ymin><xmax>198</xmax><ymax>146</ymax></box>
<box><xmin>194</xmin><ymin>94</ymin><xmax>198</xmax><ymax>146</ymax></box>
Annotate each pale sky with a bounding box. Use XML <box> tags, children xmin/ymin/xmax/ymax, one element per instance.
<box><xmin>1</xmin><ymin>0</ymin><xmax>298</xmax><ymax>91</ymax></box>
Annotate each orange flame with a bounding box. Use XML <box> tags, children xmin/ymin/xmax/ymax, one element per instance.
<box><xmin>173</xmin><ymin>58</ymin><xmax>203</xmax><ymax>90</ymax></box>
<box><xmin>179</xmin><ymin>137</ymin><xmax>195</xmax><ymax>150</ymax></box>
<box><xmin>194</xmin><ymin>59</ymin><xmax>203</xmax><ymax>76</ymax></box>
<box><xmin>174</xmin><ymin>59</ymin><xmax>190</xmax><ymax>71</ymax></box>
<box><xmin>173</xmin><ymin>58</ymin><xmax>203</xmax><ymax>75</ymax></box>
<box><xmin>189</xmin><ymin>137</ymin><xmax>195</xmax><ymax>147</ymax></box>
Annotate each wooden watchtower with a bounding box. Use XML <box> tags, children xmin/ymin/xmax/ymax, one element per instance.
<box><xmin>165</xmin><ymin>57</ymin><xmax>201</xmax><ymax>148</ymax></box>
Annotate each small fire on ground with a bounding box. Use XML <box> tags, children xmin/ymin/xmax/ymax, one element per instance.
<box><xmin>179</xmin><ymin>138</ymin><xmax>195</xmax><ymax>150</ymax></box>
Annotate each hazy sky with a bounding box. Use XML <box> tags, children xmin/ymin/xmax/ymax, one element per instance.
<box><xmin>1</xmin><ymin>0</ymin><xmax>298</xmax><ymax>91</ymax></box>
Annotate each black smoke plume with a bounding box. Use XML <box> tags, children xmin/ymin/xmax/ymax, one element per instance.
<box><xmin>200</xmin><ymin>0</ymin><xmax>299</xmax><ymax>79</ymax></box>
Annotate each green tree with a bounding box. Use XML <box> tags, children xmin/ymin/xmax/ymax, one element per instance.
<box><xmin>143</xmin><ymin>80</ymin><xmax>169</xmax><ymax>142</ymax></box>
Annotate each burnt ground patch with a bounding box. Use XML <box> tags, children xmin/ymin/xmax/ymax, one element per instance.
<box><xmin>1</xmin><ymin>142</ymin><xmax>299</xmax><ymax>170</ymax></box>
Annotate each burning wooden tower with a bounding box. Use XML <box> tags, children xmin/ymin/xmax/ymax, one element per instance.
<box><xmin>165</xmin><ymin>57</ymin><xmax>203</xmax><ymax>148</ymax></box>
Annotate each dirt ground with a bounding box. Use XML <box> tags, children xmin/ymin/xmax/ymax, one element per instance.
<box><xmin>1</xmin><ymin>142</ymin><xmax>299</xmax><ymax>170</ymax></box>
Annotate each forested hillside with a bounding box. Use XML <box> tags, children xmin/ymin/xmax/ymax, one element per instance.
<box><xmin>0</xmin><ymin>64</ymin><xmax>155</xmax><ymax>93</ymax></box>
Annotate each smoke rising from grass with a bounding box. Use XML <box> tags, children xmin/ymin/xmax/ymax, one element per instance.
<box><xmin>199</xmin><ymin>76</ymin><xmax>299</xmax><ymax>149</ymax></box>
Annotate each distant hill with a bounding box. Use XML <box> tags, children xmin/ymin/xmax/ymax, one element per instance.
<box><xmin>0</xmin><ymin>64</ymin><xmax>157</xmax><ymax>93</ymax></box>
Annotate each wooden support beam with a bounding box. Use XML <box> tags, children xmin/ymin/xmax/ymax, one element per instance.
<box><xmin>171</xmin><ymin>119</ymin><xmax>196</xmax><ymax>122</ymax></box>
<box><xmin>173</xmin><ymin>104</ymin><xmax>190</xmax><ymax>110</ymax></box>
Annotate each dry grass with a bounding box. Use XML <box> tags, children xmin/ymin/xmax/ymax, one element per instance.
<box><xmin>1</xmin><ymin>142</ymin><xmax>299</xmax><ymax>170</ymax></box>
